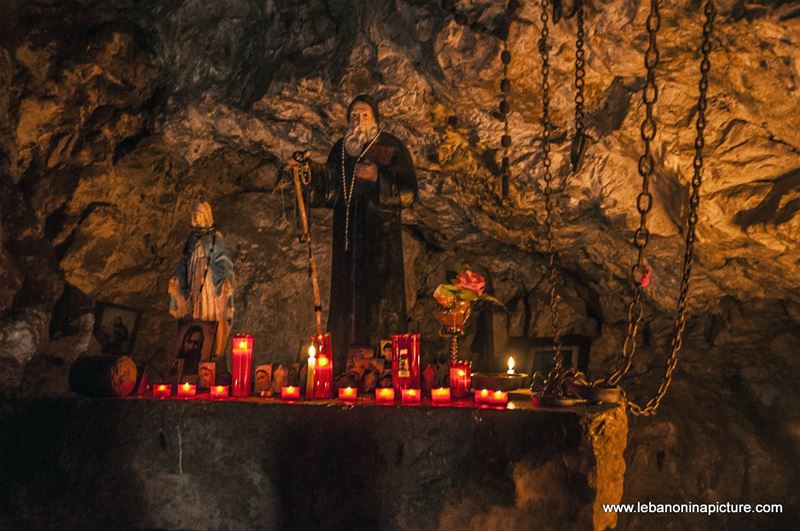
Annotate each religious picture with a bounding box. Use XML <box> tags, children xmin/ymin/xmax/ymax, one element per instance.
<box><xmin>198</xmin><ymin>362</ymin><xmax>216</xmax><ymax>388</ymax></box>
<box><xmin>344</xmin><ymin>347</ymin><xmax>375</xmax><ymax>373</ymax></box>
<box><xmin>288</xmin><ymin>362</ymin><xmax>301</xmax><ymax>386</ymax></box>
<box><xmin>135</xmin><ymin>364</ymin><xmax>152</xmax><ymax>396</ymax></box>
<box><xmin>254</xmin><ymin>364</ymin><xmax>272</xmax><ymax>395</ymax></box>
<box><xmin>172</xmin><ymin>320</ymin><xmax>218</xmax><ymax>377</ymax></box>
<box><xmin>166</xmin><ymin>359</ymin><xmax>184</xmax><ymax>386</ymax></box>
<box><xmin>379</xmin><ymin>340</ymin><xmax>392</xmax><ymax>362</ymax></box>
<box><xmin>94</xmin><ymin>302</ymin><xmax>141</xmax><ymax>356</ymax></box>
<box><xmin>339</xmin><ymin>347</ymin><xmax>384</xmax><ymax>393</ymax></box>
<box><xmin>270</xmin><ymin>365</ymin><xmax>286</xmax><ymax>396</ymax></box>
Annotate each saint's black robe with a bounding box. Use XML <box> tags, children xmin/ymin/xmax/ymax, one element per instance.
<box><xmin>310</xmin><ymin>132</ymin><xmax>418</xmax><ymax>369</ymax></box>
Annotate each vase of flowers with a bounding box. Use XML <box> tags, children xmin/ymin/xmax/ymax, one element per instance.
<box><xmin>433</xmin><ymin>268</ymin><xmax>502</xmax><ymax>363</ymax></box>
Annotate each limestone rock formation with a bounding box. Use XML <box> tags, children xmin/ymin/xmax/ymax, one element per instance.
<box><xmin>0</xmin><ymin>0</ymin><xmax>798</xmax><ymax>528</ymax></box>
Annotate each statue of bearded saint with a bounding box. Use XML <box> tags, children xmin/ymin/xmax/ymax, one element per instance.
<box><xmin>168</xmin><ymin>202</ymin><xmax>234</xmax><ymax>358</ymax></box>
<box><xmin>285</xmin><ymin>94</ymin><xmax>418</xmax><ymax>370</ymax></box>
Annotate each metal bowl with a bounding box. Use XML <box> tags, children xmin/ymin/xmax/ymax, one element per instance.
<box><xmin>471</xmin><ymin>372</ymin><xmax>528</xmax><ymax>392</ymax></box>
<box><xmin>587</xmin><ymin>386</ymin><xmax>623</xmax><ymax>404</ymax></box>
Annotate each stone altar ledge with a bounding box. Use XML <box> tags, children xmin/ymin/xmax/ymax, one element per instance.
<box><xmin>0</xmin><ymin>396</ymin><xmax>627</xmax><ymax>530</ymax></box>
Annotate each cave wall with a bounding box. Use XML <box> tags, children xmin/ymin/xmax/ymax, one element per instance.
<box><xmin>1</xmin><ymin>0</ymin><xmax>799</xmax><ymax>528</ymax></box>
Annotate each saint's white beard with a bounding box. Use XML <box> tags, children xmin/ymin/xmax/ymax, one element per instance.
<box><xmin>344</xmin><ymin>124</ymin><xmax>379</xmax><ymax>157</ymax></box>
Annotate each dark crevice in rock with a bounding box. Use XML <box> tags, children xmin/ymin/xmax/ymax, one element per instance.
<box><xmin>113</xmin><ymin>132</ymin><xmax>149</xmax><ymax>164</ymax></box>
<box><xmin>733</xmin><ymin>168</ymin><xmax>800</xmax><ymax>229</ymax></box>
<box><xmin>590</xmin><ymin>76</ymin><xmax>633</xmax><ymax>139</ymax></box>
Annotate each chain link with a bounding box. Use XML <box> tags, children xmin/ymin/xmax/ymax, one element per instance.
<box><xmin>500</xmin><ymin>34</ymin><xmax>512</xmax><ymax>197</ymax></box>
<box><xmin>538</xmin><ymin>0</ymin><xmax>564</xmax><ymax>389</ymax></box>
<box><xmin>574</xmin><ymin>0</ymin><xmax>585</xmax><ymax>138</ymax></box>
<box><xmin>628</xmin><ymin>0</ymin><xmax>714</xmax><ymax>416</ymax></box>
<box><xmin>601</xmin><ymin>0</ymin><xmax>661</xmax><ymax>388</ymax></box>
<box><xmin>569</xmin><ymin>0</ymin><xmax>589</xmax><ymax>173</ymax></box>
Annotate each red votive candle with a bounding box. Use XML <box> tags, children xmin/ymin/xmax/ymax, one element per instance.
<box><xmin>281</xmin><ymin>386</ymin><xmax>300</xmax><ymax>400</ymax></box>
<box><xmin>312</xmin><ymin>333</ymin><xmax>333</xmax><ymax>399</ymax></box>
<box><xmin>449</xmin><ymin>360</ymin><xmax>472</xmax><ymax>399</ymax></box>
<box><xmin>401</xmin><ymin>388</ymin><xmax>421</xmax><ymax>405</ymax></box>
<box><xmin>475</xmin><ymin>388</ymin><xmax>491</xmax><ymax>405</ymax></box>
<box><xmin>431</xmin><ymin>387</ymin><xmax>451</xmax><ymax>405</ymax></box>
<box><xmin>231</xmin><ymin>334</ymin><xmax>254</xmax><ymax>397</ymax></box>
<box><xmin>392</xmin><ymin>334</ymin><xmax>421</xmax><ymax>392</ymax></box>
<box><xmin>177</xmin><ymin>382</ymin><xmax>196</xmax><ymax>398</ymax></box>
<box><xmin>375</xmin><ymin>388</ymin><xmax>395</xmax><ymax>404</ymax></box>
<box><xmin>490</xmin><ymin>390</ymin><xmax>509</xmax><ymax>406</ymax></box>
<box><xmin>210</xmin><ymin>385</ymin><xmax>229</xmax><ymax>399</ymax></box>
<box><xmin>338</xmin><ymin>387</ymin><xmax>358</xmax><ymax>402</ymax></box>
<box><xmin>153</xmin><ymin>384</ymin><xmax>171</xmax><ymax>399</ymax></box>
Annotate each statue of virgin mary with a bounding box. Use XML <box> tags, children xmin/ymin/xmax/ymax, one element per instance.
<box><xmin>168</xmin><ymin>201</ymin><xmax>234</xmax><ymax>357</ymax></box>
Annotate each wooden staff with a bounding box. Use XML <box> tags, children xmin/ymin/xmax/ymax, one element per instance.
<box><xmin>289</xmin><ymin>151</ymin><xmax>324</xmax><ymax>336</ymax></box>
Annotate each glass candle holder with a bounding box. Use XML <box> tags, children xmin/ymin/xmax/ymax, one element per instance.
<box><xmin>490</xmin><ymin>390</ymin><xmax>508</xmax><ymax>407</ymax></box>
<box><xmin>311</xmin><ymin>333</ymin><xmax>333</xmax><ymax>399</ymax></box>
<box><xmin>401</xmin><ymin>388</ymin><xmax>421</xmax><ymax>405</ymax></box>
<box><xmin>431</xmin><ymin>387</ymin><xmax>451</xmax><ymax>405</ymax></box>
<box><xmin>375</xmin><ymin>388</ymin><xmax>395</xmax><ymax>404</ymax></box>
<box><xmin>210</xmin><ymin>385</ymin><xmax>229</xmax><ymax>399</ymax></box>
<box><xmin>281</xmin><ymin>386</ymin><xmax>300</xmax><ymax>400</ymax></box>
<box><xmin>177</xmin><ymin>382</ymin><xmax>196</xmax><ymax>398</ymax></box>
<box><xmin>475</xmin><ymin>388</ymin><xmax>491</xmax><ymax>405</ymax></box>
<box><xmin>392</xmin><ymin>333</ymin><xmax>420</xmax><ymax>393</ymax></box>
<box><xmin>231</xmin><ymin>334</ymin><xmax>254</xmax><ymax>397</ymax></box>
<box><xmin>449</xmin><ymin>360</ymin><xmax>472</xmax><ymax>399</ymax></box>
<box><xmin>153</xmin><ymin>384</ymin><xmax>171</xmax><ymax>399</ymax></box>
<box><xmin>338</xmin><ymin>387</ymin><xmax>358</xmax><ymax>402</ymax></box>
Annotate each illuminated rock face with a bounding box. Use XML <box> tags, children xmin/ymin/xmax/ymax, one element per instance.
<box><xmin>0</xmin><ymin>0</ymin><xmax>798</xmax><ymax>527</ymax></box>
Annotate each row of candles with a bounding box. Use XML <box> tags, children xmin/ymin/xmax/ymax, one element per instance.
<box><xmin>153</xmin><ymin>332</ymin><xmax>511</xmax><ymax>406</ymax></box>
<box><xmin>152</xmin><ymin>382</ymin><xmax>510</xmax><ymax>406</ymax></box>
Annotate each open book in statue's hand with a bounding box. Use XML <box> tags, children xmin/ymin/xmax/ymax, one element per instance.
<box><xmin>361</xmin><ymin>144</ymin><xmax>395</xmax><ymax>166</ymax></box>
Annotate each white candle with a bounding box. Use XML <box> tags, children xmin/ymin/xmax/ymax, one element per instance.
<box><xmin>306</xmin><ymin>344</ymin><xmax>316</xmax><ymax>398</ymax></box>
<box><xmin>507</xmin><ymin>356</ymin><xmax>515</xmax><ymax>375</ymax></box>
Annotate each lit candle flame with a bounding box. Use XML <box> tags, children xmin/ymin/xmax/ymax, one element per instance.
<box><xmin>158</xmin><ymin>385</ymin><xmax>166</xmax><ymax>391</ymax></box>
<box><xmin>238</xmin><ymin>340</ymin><xmax>247</xmax><ymax>349</ymax></box>
<box><xmin>318</xmin><ymin>356</ymin><xmax>329</xmax><ymax>367</ymax></box>
<box><xmin>216</xmin><ymin>386</ymin><xmax>224</xmax><ymax>393</ymax></box>
<box><xmin>480</xmin><ymin>389</ymin><xmax>489</xmax><ymax>397</ymax></box>
<box><xmin>308</xmin><ymin>344</ymin><xmax>316</xmax><ymax>358</ymax></box>
<box><xmin>458</xmin><ymin>369</ymin><xmax>465</xmax><ymax>377</ymax></box>
<box><xmin>182</xmin><ymin>383</ymin><xmax>190</xmax><ymax>390</ymax></box>
<box><xmin>507</xmin><ymin>356</ymin><xmax>515</xmax><ymax>374</ymax></box>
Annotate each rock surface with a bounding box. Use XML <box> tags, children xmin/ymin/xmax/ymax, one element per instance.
<box><xmin>0</xmin><ymin>397</ymin><xmax>626</xmax><ymax>531</ymax></box>
<box><xmin>0</xmin><ymin>0</ymin><xmax>798</xmax><ymax>528</ymax></box>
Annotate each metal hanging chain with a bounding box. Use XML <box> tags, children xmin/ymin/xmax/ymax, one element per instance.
<box><xmin>500</xmin><ymin>37</ymin><xmax>512</xmax><ymax>197</ymax></box>
<box><xmin>538</xmin><ymin>0</ymin><xmax>564</xmax><ymax>385</ymax></box>
<box><xmin>600</xmin><ymin>0</ymin><xmax>661</xmax><ymax>388</ymax></box>
<box><xmin>573</xmin><ymin>0</ymin><xmax>585</xmax><ymax>139</ymax></box>
<box><xmin>570</xmin><ymin>0</ymin><xmax>589</xmax><ymax>173</ymax></box>
<box><xmin>628</xmin><ymin>0</ymin><xmax>715</xmax><ymax>416</ymax></box>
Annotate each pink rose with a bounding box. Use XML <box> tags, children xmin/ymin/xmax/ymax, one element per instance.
<box><xmin>453</xmin><ymin>270</ymin><xmax>485</xmax><ymax>296</ymax></box>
